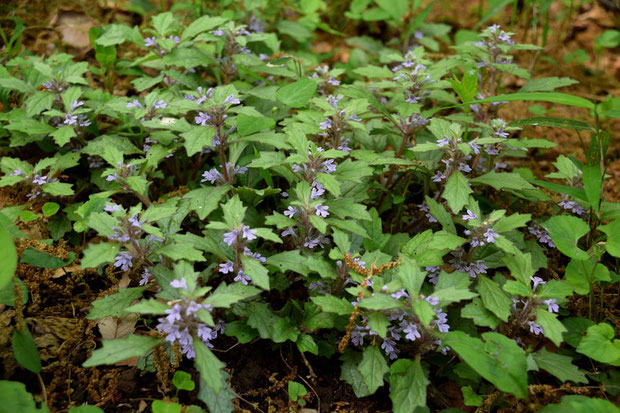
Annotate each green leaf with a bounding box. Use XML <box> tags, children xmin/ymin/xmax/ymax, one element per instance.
<box><xmin>582</xmin><ymin>165</ymin><xmax>602</xmax><ymax>213</ymax></box>
<box><xmin>182</xmin><ymin>15</ymin><xmax>228</xmax><ymax>40</ymax></box>
<box><xmin>520</xmin><ymin>77</ymin><xmax>579</xmax><ymax>93</ymax></box>
<box><xmin>240</xmin><ymin>255</ymin><xmax>269</xmax><ymax>290</ymax></box>
<box><xmin>81</xmin><ymin>243</ymin><xmax>119</xmax><ymax>269</ymax></box>
<box><xmin>236</xmin><ymin>114</ymin><xmax>275</xmax><ymax>136</ymax></box>
<box><xmin>41</xmin><ymin>181</ymin><xmax>74</xmax><ymax>196</ymax></box>
<box><xmin>86</xmin><ymin>288</ymin><xmax>145</xmax><ymax>319</ymax></box>
<box><xmin>539</xmin><ymin>395</ymin><xmax>620</xmax><ymax>413</ymax></box>
<box><xmin>51</xmin><ymin>126</ymin><xmax>76</xmax><ymax>146</ymax></box>
<box><xmin>83</xmin><ymin>335</ymin><xmax>162</xmax><ymax>367</ymax></box>
<box><xmin>222</xmin><ymin>195</ymin><xmax>246</xmax><ymax>228</ymax></box>
<box><xmin>367</xmin><ymin>312</ymin><xmax>389</xmax><ymax>338</ymax></box>
<box><xmin>576</xmin><ymin>323</ymin><xmax>620</xmax><ymax>366</ymax></box>
<box><xmin>531</xmin><ymin>348</ymin><xmax>587</xmax><ymax>383</ymax></box>
<box><xmin>20</xmin><ymin>248</ymin><xmax>75</xmax><ymax>269</ymax></box>
<box><xmin>296</xmin><ymin>333</ymin><xmax>318</xmax><ymax>355</ymax></box>
<box><xmin>412</xmin><ymin>300</ymin><xmax>436</xmax><ymax>327</ymax></box>
<box><xmin>471</xmin><ymin>172</ymin><xmax>534</xmax><ymax>190</ymax></box>
<box><xmin>12</xmin><ymin>328</ymin><xmax>41</xmax><ymax>373</ymax></box>
<box><xmin>461</xmin><ymin>298</ymin><xmax>501</xmax><ymax>329</ymax></box>
<box><xmin>359</xmin><ymin>346</ymin><xmax>388</xmax><ymax>394</ymax></box>
<box><xmin>311</xmin><ymin>295</ymin><xmax>354</xmax><ymax>315</ymax></box>
<box><xmin>598</xmin><ymin>220</ymin><xmax>620</xmax><ymax>257</ymax></box>
<box><xmin>542</xmin><ymin>216</ymin><xmax>590</xmax><ymax>260</ymax></box>
<box><xmin>173</xmin><ymin>371</ymin><xmax>196</xmax><ymax>391</ymax></box>
<box><xmin>183</xmin><ymin>186</ymin><xmax>228</xmax><ymax>220</ymax></box>
<box><xmin>42</xmin><ymin>202</ymin><xmax>60</xmax><ymax>217</ymax></box>
<box><xmin>193</xmin><ymin>337</ymin><xmax>226</xmax><ymax>394</ymax></box>
<box><xmin>477</xmin><ymin>275</ymin><xmax>512</xmax><ymax>322</ymax></box>
<box><xmin>276</xmin><ymin>79</ymin><xmax>317</xmax><ymax>108</ymax></box>
<box><xmin>68</xmin><ymin>406</ymin><xmax>105</xmax><ymax>413</ymax></box>
<box><xmin>157</xmin><ymin>241</ymin><xmax>205</xmax><ymax>262</ymax></box>
<box><xmin>396</xmin><ymin>257</ymin><xmax>426</xmax><ymax>298</ymax></box>
<box><xmin>565</xmin><ymin>259</ymin><xmax>610</xmax><ymax>295</ymax></box>
<box><xmin>509</xmin><ymin>117</ymin><xmax>592</xmax><ymax>131</ymax></box>
<box><xmin>340</xmin><ymin>352</ymin><xmax>372</xmax><ymax>397</ymax></box>
<box><xmin>126</xmin><ymin>299</ymin><xmax>170</xmax><ymax>315</ymax></box>
<box><xmin>246</xmin><ymin>302</ymin><xmax>299</xmax><ymax>343</ymax></box>
<box><xmin>204</xmin><ymin>282</ymin><xmax>261</xmax><ymax>308</ymax></box>
<box><xmin>25</xmin><ymin>93</ymin><xmax>55</xmax><ymax>117</ymax></box>
<box><xmin>19</xmin><ymin>211</ymin><xmax>39</xmax><ymax>222</ymax></box>
<box><xmin>456</xmin><ymin>92</ymin><xmax>595</xmax><ymax>110</ymax></box>
<box><xmin>151</xmin><ymin>401</ymin><xmax>181</xmax><ymax>413</ymax></box>
<box><xmin>443</xmin><ymin>170</ymin><xmax>472</xmax><ymax>213</ymax></box>
<box><xmin>197</xmin><ymin>374</ymin><xmax>236</xmax><ymax>413</ymax></box>
<box><xmin>181</xmin><ymin>127</ymin><xmax>215</xmax><ymax>157</ymax></box>
<box><xmin>0</xmin><ymin>225</ymin><xmax>17</xmax><ymax>290</ymax></box>
<box><xmin>536</xmin><ymin>309</ymin><xmax>567</xmax><ymax>346</ymax></box>
<box><xmin>0</xmin><ymin>380</ymin><xmax>50</xmax><ymax>412</ymax></box>
<box><xmin>444</xmin><ymin>332</ymin><xmax>528</xmax><ymax>399</ymax></box>
<box><xmin>461</xmin><ymin>385</ymin><xmax>483</xmax><ymax>407</ymax></box>
<box><xmin>389</xmin><ymin>357</ymin><xmax>429</xmax><ymax>413</ymax></box>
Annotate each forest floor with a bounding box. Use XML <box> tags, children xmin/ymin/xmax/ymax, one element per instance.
<box><xmin>0</xmin><ymin>0</ymin><xmax>619</xmax><ymax>412</ymax></box>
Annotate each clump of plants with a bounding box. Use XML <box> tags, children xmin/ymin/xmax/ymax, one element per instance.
<box><xmin>0</xmin><ymin>2</ymin><xmax>618</xmax><ymax>412</ymax></box>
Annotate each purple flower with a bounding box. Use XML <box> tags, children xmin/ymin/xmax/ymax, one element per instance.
<box><xmin>144</xmin><ymin>37</ymin><xmax>157</xmax><ymax>47</ymax></box>
<box><xmin>437</xmin><ymin>137</ymin><xmax>450</xmax><ymax>147</ymax></box>
<box><xmin>403</xmin><ymin>322</ymin><xmax>421</xmax><ymax>341</ymax></box>
<box><xmin>468</xmin><ymin>141</ymin><xmax>481</xmax><ymax>155</ymax></box>
<box><xmin>170</xmin><ymin>278</ymin><xmax>188</xmax><ymax>290</ymax></box>
<box><xmin>433</xmin><ymin>308</ymin><xmax>450</xmax><ymax>332</ymax></box>
<box><xmin>320</xmin><ymin>159</ymin><xmax>337</xmax><ymax>174</ymax></box>
<box><xmin>463</xmin><ymin>210</ymin><xmax>478</xmax><ymax>221</ymax></box>
<box><xmin>127</xmin><ymin>99</ymin><xmax>144</xmax><ymax>109</ymax></box>
<box><xmin>32</xmin><ymin>175</ymin><xmax>49</xmax><ymax>186</ymax></box>
<box><xmin>528</xmin><ymin>321</ymin><xmax>544</xmax><ymax>335</ymax></box>
<box><xmin>319</xmin><ymin>118</ymin><xmax>332</xmax><ymax>130</ymax></box>
<box><xmin>70</xmin><ymin>100</ymin><xmax>84</xmax><ymax>112</ymax></box>
<box><xmin>241</xmin><ymin>225</ymin><xmax>257</xmax><ymax>241</ymax></box>
<box><xmin>425</xmin><ymin>296</ymin><xmax>440</xmax><ymax>306</ymax></box>
<box><xmin>459</xmin><ymin>163</ymin><xmax>472</xmax><ymax>173</ymax></box>
<box><xmin>544</xmin><ymin>299</ymin><xmax>559</xmax><ymax>313</ymax></box>
<box><xmin>219</xmin><ymin>261</ymin><xmax>234</xmax><ymax>274</ymax></box>
<box><xmin>244</xmin><ymin>247</ymin><xmax>266</xmax><ymax>262</ymax></box>
<box><xmin>381</xmin><ymin>338</ymin><xmax>399</xmax><ymax>360</ymax></box>
<box><xmin>531</xmin><ymin>276</ymin><xmax>546</xmax><ymax>291</ymax></box>
<box><xmin>483</xmin><ymin>228</ymin><xmax>499</xmax><ymax>243</ymax></box>
<box><xmin>104</xmin><ymin>203</ymin><xmax>121</xmax><ymax>213</ymax></box>
<box><xmin>224</xmin><ymin>94</ymin><xmax>240</xmax><ymax>105</ymax></box>
<box><xmin>201</xmin><ymin>168</ymin><xmax>222</xmax><ymax>184</ymax></box>
<box><xmin>315</xmin><ymin>204</ymin><xmax>329</xmax><ymax>218</ymax></box>
<box><xmin>114</xmin><ymin>251</ymin><xmax>134</xmax><ymax>271</ymax></box>
<box><xmin>63</xmin><ymin>114</ymin><xmax>78</xmax><ymax>126</ymax></box>
<box><xmin>391</xmin><ymin>289</ymin><xmax>409</xmax><ymax>299</ymax></box>
<box><xmin>152</xmin><ymin>100</ymin><xmax>167</xmax><ymax>109</ymax></box>
<box><xmin>169</xmin><ymin>35</ymin><xmax>180</xmax><ymax>43</ymax></box>
<box><xmin>284</xmin><ymin>206</ymin><xmax>298</xmax><ymax>218</ymax></box>
<box><xmin>128</xmin><ymin>214</ymin><xmax>145</xmax><ymax>229</ymax></box>
<box><xmin>212</xmin><ymin>29</ymin><xmax>225</xmax><ymax>36</ymax></box>
<box><xmin>139</xmin><ymin>268</ymin><xmax>152</xmax><ymax>285</ymax></box>
<box><xmin>223</xmin><ymin>230</ymin><xmax>238</xmax><ymax>246</ymax></box>
<box><xmin>432</xmin><ymin>172</ymin><xmax>446</xmax><ymax>183</ymax></box>
<box><xmin>234</xmin><ymin>270</ymin><xmax>252</xmax><ymax>285</ymax></box>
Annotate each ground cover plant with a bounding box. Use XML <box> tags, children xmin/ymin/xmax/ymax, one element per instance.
<box><xmin>0</xmin><ymin>0</ymin><xmax>619</xmax><ymax>411</ymax></box>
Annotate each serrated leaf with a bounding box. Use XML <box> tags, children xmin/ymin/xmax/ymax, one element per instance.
<box><xmin>83</xmin><ymin>334</ymin><xmax>162</xmax><ymax>367</ymax></box>
<box><xmin>443</xmin><ymin>170</ymin><xmax>471</xmax><ymax>213</ymax></box>
<box><xmin>542</xmin><ymin>216</ymin><xmax>590</xmax><ymax>260</ymax></box>
<box><xmin>477</xmin><ymin>275</ymin><xmax>512</xmax><ymax>322</ymax></box>
<box><xmin>531</xmin><ymin>348</ymin><xmax>587</xmax><ymax>383</ymax></box>
<box><xmin>81</xmin><ymin>243</ymin><xmax>119</xmax><ymax>269</ymax></box>
<box><xmin>359</xmin><ymin>346</ymin><xmax>388</xmax><ymax>394</ymax></box>
<box><xmin>389</xmin><ymin>357</ymin><xmax>429</xmax><ymax>413</ymax></box>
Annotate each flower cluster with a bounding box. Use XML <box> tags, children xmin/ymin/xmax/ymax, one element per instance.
<box><xmin>201</xmin><ymin>162</ymin><xmax>248</xmax><ymax>185</ymax></box>
<box><xmin>156</xmin><ymin>279</ymin><xmax>225</xmax><ymax>358</ymax></box>
<box><xmin>351</xmin><ymin>294</ymin><xmax>450</xmax><ymax>360</ymax></box>
<box><xmin>218</xmin><ymin>223</ymin><xmax>265</xmax><ymax>286</ymax></box>
<box><xmin>528</xmin><ymin>224</ymin><xmax>555</xmax><ymax>248</ymax></box>
<box><xmin>10</xmin><ymin>169</ymin><xmax>59</xmax><ymax>199</ymax></box>
<box><xmin>310</xmin><ymin>65</ymin><xmax>341</xmax><ymax>95</ymax></box>
<box><xmin>316</xmin><ymin>95</ymin><xmax>361</xmax><ymax>153</ymax></box>
<box><xmin>392</xmin><ymin>56</ymin><xmax>434</xmax><ymax>104</ymax></box>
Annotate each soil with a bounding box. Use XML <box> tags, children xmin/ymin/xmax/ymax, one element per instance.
<box><xmin>0</xmin><ymin>0</ymin><xmax>619</xmax><ymax>412</ymax></box>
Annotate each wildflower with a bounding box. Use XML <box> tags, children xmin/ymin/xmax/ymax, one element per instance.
<box><xmin>152</xmin><ymin>100</ymin><xmax>167</xmax><ymax>109</ymax></box>
<box><xmin>531</xmin><ymin>276</ymin><xmax>546</xmax><ymax>291</ymax></box>
<box><xmin>314</xmin><ymin>204</ymin><xmax>329</xmax><ymax>218</ymax></box>
<box><xmin>437</xmin><ymin>137</ymin><xmax>450</xmax><ymax>147</ymax></box>
<box><xmin>284</xmin><ymin>206</ymin><xmax>298</xmax><ymax>218</ymax></box>
<box><xmin>127</xmin><ymin>99</ymin><xmax>144</xmax><ymax>109</ymax></box>
<box><xmin>223</xmin><ymin>94</ymin><xmax>240</xmax><ymax>105</ymax></box>
<box><xmin>403</xmin><ymin>322</ymin><xmax>421</xmax><ymax>341</ymax></box>
<box><xmin>139</xmin><ymin>268</ymin><xmax>152</xmax><ymax>285</ymax></box>
<box><xmin>219</xmin><ymin>261</ymin><xmax>234</xmax><ymax>274</ymax></box>
<box><xmin>391</xmin><ymin>290</ymin><xmax>409</xmax><ymax>299</ymax></box>
<box><xmin>114</xmin><ymin>251</ymin><xmax>134</xmax><ymax>271</ymax></box>
<box><xmin>169</xmin><ymin>35</ymin><xmax>180</xmax><ymax>43</ymax></box>
<box><xmin>462</xmin><ymin>210</ymin><xmax>478</xmax><ymax>221</ymax></box>
<box><xmin>544</xmin><ymin>299</ymin><xmax>559</xmax><ymax>313</ymax></box>
<box><xmin>234</xmin><ymin>270</ymin><xmax>252</xmax><ymax>285</ymax></box>
<box><xmin>527</xmin><ymin>321</ymin><xmax>544</xmax><ymax>335</ymax></box>
<box><xmin>381</xmin><ymin>338</ymin><xmax>399</xmax><ymax>360</ymax></box>
<box><xmin>483</xmin><ymin>228</ymin><xmax>499</xmax><ymax>243</ymax></box>
<box><xmin>144</xmin><ymin>37</ymin><xmax>157</xmax><ymax>47</ymax></box>
<box><xmin>170</xmin><ymin>278</ymin><xmax>188</xmax><ymax>290</ymax></box>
